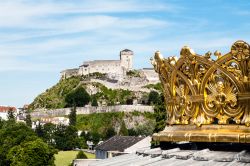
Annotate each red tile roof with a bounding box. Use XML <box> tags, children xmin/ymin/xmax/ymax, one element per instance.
<box><xmin>0</xmin><ymin>106</ymin><xmax>17</xmax><ymax>113</ymax></box>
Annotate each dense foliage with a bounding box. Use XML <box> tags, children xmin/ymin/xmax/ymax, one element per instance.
<box><xmin>54</xmin><ymin>125</ymin><xmax>79</xmax><ymax>150</ymax></box>
<box><xmin>93</xmin><ymin>83</ymin><xmax>135</xmax><ymax>106</ymax></box>
<box><xmin>77</xmin><ymin>112</ymin><xmax>155</xmax><ymax>144</ymax></box>
<box><xmin>65</xmin><ymin>87</ymin><xmax>90</xmax><ymax>107</ymax></box>
<box><xmin>0</xmin><ymin>120</ymin><xmax>56</xmax><ymax>166</ymax></box>
<box><xmin>148</xmin><ymin>91</ymin><xmax>160</xmax><ymax>105</ymax></box>
<box><xmin>7</xmin><ymin>139</ymin><xmax>55</xmax><ymax>166</ymax></box>
<box><xmin>35</xmin><ymin>123</ymin><xmax>80</xmax><ymax>151</ymax></box>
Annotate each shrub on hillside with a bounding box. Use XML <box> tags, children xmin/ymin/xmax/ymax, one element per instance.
<box><xmin>65</xmin><ymin>87</ymin><xmax>90</xmax><ymax>107</ymax></box>
<box><xmin>76</xmin><ymin>151</ymin><xmax>88</xmax><ymax>159</ymax></box>
<box><xmin>148</xmin><ymin>91</ymin><xmax>159</xmax><ymax>105</ymax></box>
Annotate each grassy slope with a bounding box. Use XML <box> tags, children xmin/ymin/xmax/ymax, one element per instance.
<box><xmin>54</xmin><ymin>151</ymin><xmax>95</xmax><ymax>166</ymax></box>
<box><xmin>29</xmin><ymin>77</ymin><xmax>81</xmax><ymax>110</ymax></box>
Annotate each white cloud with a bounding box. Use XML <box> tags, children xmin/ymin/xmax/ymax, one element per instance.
<box><xmin>0</xmin><ymin>56</ymin><xmax>58</xmax><ymax>72</ymax></box>
<box><xmin>0</xmin><ymin>0</ymin><xmax>175</xmax><ymax>27</ymax></box>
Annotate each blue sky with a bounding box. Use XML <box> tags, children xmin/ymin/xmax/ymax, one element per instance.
<box><xmin>0</xmin><ymin>0</ymin><xmax>250</xmax><ymax>107</ymax></box>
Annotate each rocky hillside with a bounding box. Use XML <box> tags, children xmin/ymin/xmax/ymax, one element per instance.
<box><xmin>76</xmin><ymin>111</ymin><xmax>156</xmax><ymax>138</ymax></box>
<box><xmin>29</xmin><ymin>73</ymin><xmax>160</xmax><ymax>110</ymax></box>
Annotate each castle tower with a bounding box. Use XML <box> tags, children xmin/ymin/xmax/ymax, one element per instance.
<box><xmin>120</xmin><ymin>49</ymin><xmax>133</xmax><ymax>71</ymax></box>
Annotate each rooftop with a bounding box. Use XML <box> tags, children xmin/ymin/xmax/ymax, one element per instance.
<box><xmin>0</xmin><ymin>106</ymin><xmax>17</xmax><ymax>113</ymax></box>
<box><xmin>90</xmin><ymin>147</ymin><xmax>250</xmax><ymax>166</ymax></box>
<box><xmin>95</xmin><ymin>136</ymin><xmax>145</xmax><ymax>152</ymax></box>
<box><xmin>121</xmin><ymin>49</ymin><xmax>133</xmax><ymax>52</ymax></box>
<box><xmin>80</xmin><ymin>60</ymin><xmax>120</xmax><ymax>67</ymax></box>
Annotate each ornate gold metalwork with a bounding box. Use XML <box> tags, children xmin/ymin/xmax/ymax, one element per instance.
<box><xmin>152</xmin><ymin>40</ymin><xmax>250</xmax><ymax>143</ymax></box>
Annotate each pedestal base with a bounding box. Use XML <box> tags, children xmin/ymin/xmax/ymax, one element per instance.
<box><xmin>153</xmin><ymin>125</ymin><xmax>250</xmax><ymax>143</ymax></box>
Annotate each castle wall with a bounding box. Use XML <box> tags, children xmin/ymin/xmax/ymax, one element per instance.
<box><xmin>31</xmin><ymin>105</ymin><xmax>154</xmax><ymax>118</ymax></box>
<box><xmin>139</xmin><ymin>68</ymin><xmax>159</xmax><ymax>84</ymax></box>
<box><xmin>87</xmin><ymin>79</ymin><xmax>151</xmax><ymax>92</ymax></box>
<box><xmin>61</xmin><ymin>68</ymin><xmax>79</xmax><ymax>79</ymax></box>
<box><xmin>79</xmin><ymin>60</ymin><xmax>122</xmax><ymax>76</ymax></box>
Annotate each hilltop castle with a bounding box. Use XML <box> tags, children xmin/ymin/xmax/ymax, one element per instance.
<box><xmin>61</xmin><ymin>49</ymin><xmax>133</xmax><ymax>79</ymax></box>
<box><xmin>61</xmin><ymin>49</ymin><xmax>159</xmax><ymax>84</ymax></box>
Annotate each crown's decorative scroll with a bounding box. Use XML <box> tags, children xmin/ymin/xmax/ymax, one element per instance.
<box><xmin>152</xmin><ymin>40</ymin><xmax>250</xmax><ymax>127</ymax></box>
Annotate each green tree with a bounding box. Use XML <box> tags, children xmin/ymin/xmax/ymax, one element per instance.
<box><xmin>69</xmin><ymin>106</ymin><xmax>77</xmax><ymax>126</ymax></box>
<box><xmin>90</xmin><ymin>131</ymin><xmax>102</xmax><ymax>145</ymax></box>
<box><xmin>43</xmin><ymin>123</ymin><xmax>56</xmax><ymax>146</ymax></box>
<box><xmin>135</xmin><ymin>122</ymin><xmax>155</xmax><ymax>136</ymax></box>
<box><xmin>81</xmin><ymin>131</ymin><xmax>91</xmax><ymax>141</ymax></box>
<box><xmin>7</xmin><ymin>108</ymin><xmax>16</xmax><ymax>122</ymax></box>
<box><xmin>126</xmin><ymin>98</ymin><xmax>133</xmax><ymax>105</ymax></box>
<box><xmin>7</xmin><ymin>139</ymin><xmax>56</xmax><ymax>166</ymax></box>
<box><xmin>54</xmin><ymin>125</ymin><xmax>79</xmax><ymax>150</ymax></box>
<box><xmin>35</xmin><ymin>122</ymin><xmax>44</xmax><ymax>138</ymax></box>
<box><xmin>78</xmin><ymin>137</ymin><xmax>87</xmax><ymax>149</ymax></box>
<box><xmin>25</xmin><ymin>113</ymin><xmax>32</xmax><ymax>127</ymax></box>
<box><xmin>54</xmin><ymin>124</ymin><xmax>67</xmax><ymax>150</ymax></box>
<box><xmin>0</xmin><ymin>122</ymin><xmax>56</xmax><ymax>166</ymax></box>
<box><xmin>65</xmin><ymin>125</ymin><xmax>79</xmax><ymax>149</ymax></box>
<box><xmin>154</xmin><ymin>93</ymin><xmax>167</xmax><ymax>132</ymax></box>
<box><xmin>0</xmin><ymin>117</ymin><xmax>4</xmax><ymax>129</ymax></box>
<box><xmin>91</xmin><ymin>96</ymin><xmax>98</xmax><ymax>106</ymax></box>
<box><xmin>119</xmin><ymin>120</ymin><xmax>128</xmax><ymax>136</ymax></box>
<box><xmin>148</xmin><ymin>91</ymin><xmax>160</xmax><ymax>105</ymax></box>
<box><xmin>104</xmin><ymin>127</ymin><xmax>116</xmax><ymax>139</ymax></box>
<box><xmin>76</xmin><ymin>151</ymin><xmax>87</xmax><ymax>159</ymax></box>
<box><xmin>128</xmin><ymin>128</ymin><xmax>137</xmax><ymax>136</ymax></box>
<box><xmin>65</xmin><ymin>87</ymin><xmax>90</xmax><ymax>107</ymax></box>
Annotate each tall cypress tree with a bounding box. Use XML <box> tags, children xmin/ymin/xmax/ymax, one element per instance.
<box><xmin>119</xmin><ymin>120</ymin><xmax>128</xmax><ymax>136</ymax></box>
<box><xmin>35</xmin><ymin>122</ymin><xmax>44</xmax><ymax>138</ymax></box>
<box><xmin>154</xmin><ymin>93</ymin><xmax>166</xmax><ymax>132</ymax></box>
<box><xmin>7</xmin><ymin>108</ymin><xmax>16</xmax><ymax>122</ymax></box>
<box><xmin>69</xmin><ymin>106</ymin><xmax>77</xmax><ymax>126</ymax></box>
<box><xmin>25</xmin><ymin>114</ymin><xmax>32</xmax><ymax>127</ymax></box>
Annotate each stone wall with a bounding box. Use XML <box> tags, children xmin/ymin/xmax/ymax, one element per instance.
<box><xmin>60</xmin><ymin>68</ymin><xmax>79</xmax><ymax>79</ymax></box>
<box><xmin>88</xmin><ymin>78</ymin><xmax>151</xmax><ymax>93</ymax></box>
<box><xmin>31</xmin><ymin>105</ymin><xmax>154</xmax><ymax>118</ymax></box>
<box><xmin>139</xmin><ymin>68</ymin><xmax>159</xmax><ymax>84</ymax></box>
<box><xmin>79</xmin><ymin>60</ymin><xmax>122</xmax><ymax>76</ymax></box>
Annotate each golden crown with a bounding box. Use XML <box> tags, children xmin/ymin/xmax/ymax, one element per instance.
<box><xmin>152</xmin><ymin>40</ymin><xmax>250</xmax><ymax>127</ymax></box>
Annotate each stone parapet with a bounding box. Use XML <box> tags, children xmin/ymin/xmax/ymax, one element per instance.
<box><xmin>31</xmin><ymin>105</ymin><xmax>154</xmax><ymax>118</ymax></box>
